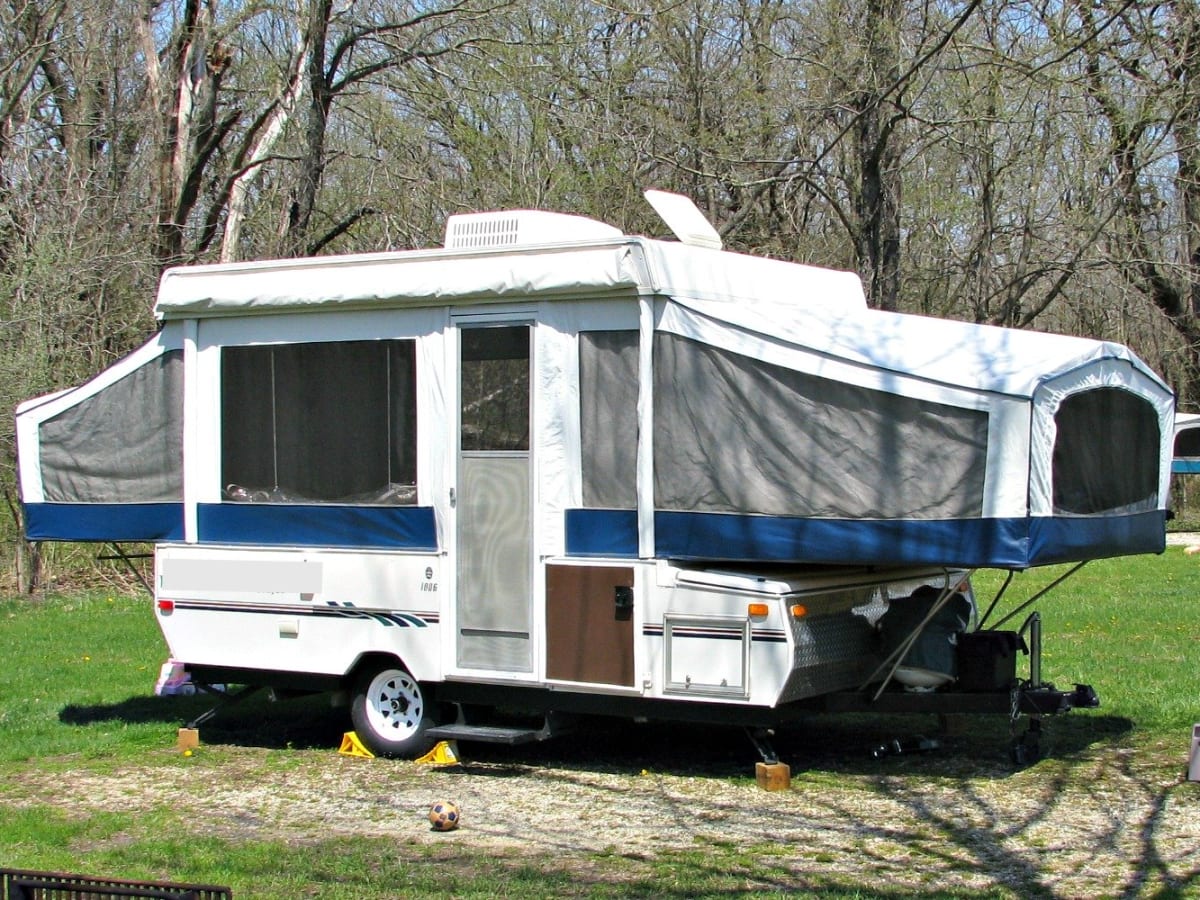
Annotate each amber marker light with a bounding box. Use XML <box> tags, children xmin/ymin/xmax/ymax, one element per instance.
<box><xmin>790</xmin><ymin>604</ymin><xmax>808</xmax><ymax>618</ymax></box>
<box><xmin>747</xmin><ymin>602</ymin><xmax>769</xmax><ymax>617</ymax></box>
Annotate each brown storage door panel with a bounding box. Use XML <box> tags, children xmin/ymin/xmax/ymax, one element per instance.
<box><xmin>545</xmin><ymin>565</ymin><xmax>635</xmax><ymax>686</ymax></box>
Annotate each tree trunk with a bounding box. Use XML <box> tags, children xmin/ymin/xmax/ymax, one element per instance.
<box><xmin>283</xmin><ymin>0</ymin><xmax>333</xmax><ymax>257</ymax></box>
<box><xmin>854</xmin><ymin>0</ymin><xmax>903</xmax><ymax>311</ymax></box>
<box><xmin>4</xmin><ymin>486</ymin><xmax>39</xmax><ymax>594</ymax></box>
<box><xmin>221</xmin><ymin>17</ymin><xmax>313</xmax><ymax>263</ymax></box>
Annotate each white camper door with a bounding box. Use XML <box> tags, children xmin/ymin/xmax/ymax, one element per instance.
<box><xmin>453</xmin><ymin>321</ymin><xmax>534</xmax><ymax>673</ymax></box>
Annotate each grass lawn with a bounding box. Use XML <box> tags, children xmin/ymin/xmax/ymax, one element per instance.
<box><xmin>0</xmin><ymin>550</ymin><xmax>1197</xmax><ymax>898</ymax></box>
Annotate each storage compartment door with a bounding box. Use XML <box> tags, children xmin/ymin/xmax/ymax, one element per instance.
<box><xmin>664</xmin><ymin>614</ymin><xmax>750</xmax><ymax>699</ymax></box>
<box><xmin>545</xmin><ymin>565</ymin><xmax>635</xmax><ymax>686</ymax></box>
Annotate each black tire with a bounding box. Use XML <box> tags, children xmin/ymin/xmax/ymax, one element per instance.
<box><xmin>350</xmin><ymin>662</ymin><xmax>438</xmax><ymax>758</ymax></box>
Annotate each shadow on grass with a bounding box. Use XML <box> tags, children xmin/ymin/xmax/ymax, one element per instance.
<box><xmin>420</xmin><ymin>712</ymin><xmax>1190</xmax><ymax>900</ymax></box>
<box><xmin>454</xmin><ymin>710</ymin><xmax>1136</xmax><ymax>780</ymax></box>
<box><xmin>59</xmin><ymin>691</ymin><xmax>347</xmax><ymax>751</ymax></box>
<box><xmin>440</xmin><ymin>714</ymin><xmax>1192</xmax><ymax>900</ymax></box>
<box><xmin>59</xmin><ymin>689</ymin><xmax>1133</xmax><ymax>777</ymax></box>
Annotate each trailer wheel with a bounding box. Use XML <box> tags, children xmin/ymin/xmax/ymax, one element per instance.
<box><xmin>350</xmin><ymin>663</ymin><xmax>437</xmax><ymax>758</ymax></box>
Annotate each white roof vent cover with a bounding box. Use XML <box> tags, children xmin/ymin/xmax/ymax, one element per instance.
<box><xmin>444</xmin><ymin>210</ymin><xmax>622</xmax><ymax>249</ymax></box>
<box><xmin>644</xmin><ymin>189</ymin><xmax>723</xmax><ymax>250</ymax></box>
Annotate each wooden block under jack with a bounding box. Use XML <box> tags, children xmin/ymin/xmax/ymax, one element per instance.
<box><xmin>755</xmin><ymin>761</ymin><xmax>791</xmax><ymax>791</ymax></box>
<box><xmin>177</xmin><ymin>728</ymin><xmax>200</xmax><ymax>752</ymax></box>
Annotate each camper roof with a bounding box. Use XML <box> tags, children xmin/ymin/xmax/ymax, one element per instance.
<box><xmin>154</xmin><ymin>230</ymin><xmax>867</xmax><ymax>322</ymax></box>
<box><xmin>151</xmin><ymin>201</ymin><xmax>1167</xmax><ymax>401</ymax></box>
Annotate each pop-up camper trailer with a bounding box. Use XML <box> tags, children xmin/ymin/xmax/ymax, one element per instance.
<box><xmin>15</xmin><ymin>192</ymin><xmax>1174</xmax><ymax>761</ymax></box>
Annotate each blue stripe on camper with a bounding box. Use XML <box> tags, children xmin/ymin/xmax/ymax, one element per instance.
<box><xmin>564</xmin><ymin>508</ymin><xmax>639</xmax><ymax>557</ymax></box>
<box><xmin>1172</xmin><ymin>459</ymin><xmax>1200</xmax><ymax>474</ymax></box>
<box><xmin>1026</xmin><ymin>510</ymin><xmax>1165</xmax><ymax>566</ymax></box>
<box><xmin>22</xmin><ymin>502</ymin><xmax>185</xmax><ymax>542</ymax></box>
<box><xmin>646</xmin><ymin>510</ymin><xmax>1166</xmax><ymax>569</ymax></box>
<box><xmin>198</xmin><ymin>504</ymin><xmax>437</xmax><ymax>550</ymax></box>
<box><xmin>652</xmin><ymin>511</ymin><xmax>1032</xmax><ymax>568</ymax></box>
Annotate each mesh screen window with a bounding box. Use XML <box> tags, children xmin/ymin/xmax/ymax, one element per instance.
<box><xmin>221</xmin><ymin>340</ymin><xmax>416</xmax><ymax>504</ymax></box>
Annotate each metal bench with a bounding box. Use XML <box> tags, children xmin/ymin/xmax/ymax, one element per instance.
<box><xmin>0</xmin><ymin>869</ymin><xmax>232</xmax><ymax>899</ymax></box>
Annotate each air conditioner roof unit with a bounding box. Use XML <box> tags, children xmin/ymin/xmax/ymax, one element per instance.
<box><xmin>444</xmin><ymin>210</ymin><xmax>623</xmax><ymax>250</ymax></box>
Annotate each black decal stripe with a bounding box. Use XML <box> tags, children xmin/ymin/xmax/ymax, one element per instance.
<box><xmin>171</xmin><ymin>600</ymin><xmax>433</xmax><ymax>627</ymax></box>
<box><xmin>641</xmin><ymin>624</ymin><xmax>787</xmax><ymax>644</ymax></box>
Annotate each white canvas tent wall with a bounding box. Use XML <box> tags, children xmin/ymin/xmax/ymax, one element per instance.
<box><xmin>16</xmin><ymin>202</ymin><xmax>1173</xmax><ymax>570</ymax></box>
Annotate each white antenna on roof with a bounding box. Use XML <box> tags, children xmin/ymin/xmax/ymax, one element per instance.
<box><xmin>644</xmin><ymin>189</ymin><xmax>723</xmax><ymax>250</ymax></box>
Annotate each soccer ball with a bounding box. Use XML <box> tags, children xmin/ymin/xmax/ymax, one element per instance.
<box><xmin>428</xmin><ymin>800</ymin><xmax>460</xmax><ymax>832</ymax></box>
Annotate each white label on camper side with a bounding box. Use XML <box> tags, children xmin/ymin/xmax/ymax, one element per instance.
<box><xmin>160</xmin><ymin>559</ymin><xmax>324</xmax><ymax>595</ymax></box>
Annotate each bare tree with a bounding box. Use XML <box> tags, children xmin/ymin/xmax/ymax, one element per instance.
<box><xmin>276</xmin><ymin>0</ymin><xmax>505</xmax><ymax>258</ymax></box>
<box><xmin>1047</xmin><ymin>0</ymin><xmax>1200</xmax><ymax>400</ymax></box>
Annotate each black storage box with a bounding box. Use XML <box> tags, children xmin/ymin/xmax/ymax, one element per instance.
<box><xmin>956</xmin><ymin>630</ymin><xmax>1026</xmax><ymax>691</ymax></box>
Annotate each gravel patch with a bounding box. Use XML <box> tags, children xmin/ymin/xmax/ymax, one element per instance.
<box><xmin>1165</xmin><ymin>532</ymin><xmax>1200</xmax><ymax>547</ymax></box>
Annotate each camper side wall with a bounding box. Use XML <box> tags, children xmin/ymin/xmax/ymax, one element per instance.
<box><xmin>154</xmin><ymin>545</ymin><xmax>444</xmax><ymax>683</ymax></box>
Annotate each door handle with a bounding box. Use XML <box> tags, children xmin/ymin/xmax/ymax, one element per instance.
<box><xmin>614</xmin><ymin>586</ymin><xmax>634</xmax><ymax>620</ymax></box>
<box><xmin>449</xmin><ymin>487</ymin><xmax>456</xmax><ymax>508</ymax></box>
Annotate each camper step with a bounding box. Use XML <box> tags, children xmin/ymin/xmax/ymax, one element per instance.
<box><xmin>424</xmin><ymin>724</ymin><xmax>549</xmax><ymax>745</ymax></box>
